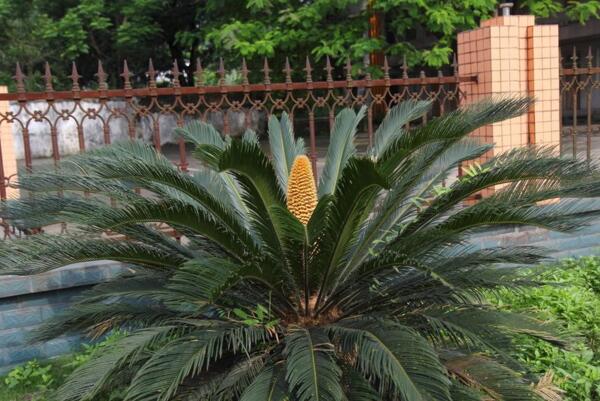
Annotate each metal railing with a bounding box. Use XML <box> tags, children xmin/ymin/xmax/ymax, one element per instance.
<box><xmin>0</xmin><ymin>56</ymin><xmax>474</xmax><ymax>202</ymax></box>
<box><xmin>560</xmin><ymin>46</ymin><xmax>600</xmax><ymax>160</ymax></box>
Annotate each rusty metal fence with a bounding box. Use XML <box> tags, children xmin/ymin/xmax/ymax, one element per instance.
<box><xmin>0</xmin><ymin>56</ymin><xmax>474</xmax><ymax>238</ymax></box>
<box><xmin>560</xmin><ymin>46</ymin><xmax>600</xmax><ymax>160</ymax></box>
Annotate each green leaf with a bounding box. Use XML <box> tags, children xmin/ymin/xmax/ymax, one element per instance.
<box><xmin>318</xmin><ymin>107</ymin><xmax>366</xmax><ymax>198</ymax></box>
<box><xmin>284</xmin><ymin>328</ymin><xmax>343</xmax><ymax>401</ymax></box>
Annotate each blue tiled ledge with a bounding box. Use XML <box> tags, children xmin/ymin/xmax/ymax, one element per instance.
<box><xmin>0</xmin><ymin>261</ymin><xmax>133</xmax><ymax>300</ymax></box>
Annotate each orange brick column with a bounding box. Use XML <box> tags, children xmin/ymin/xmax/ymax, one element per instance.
<box><xmin>457</xmin><ymin>10</ymin><xmax>560</xmax><ymax>162</ymax></box>
<box><xmin>0</xmin><ymin>86</ymin><xmax>19</xmax><ymax>199</ymax></box>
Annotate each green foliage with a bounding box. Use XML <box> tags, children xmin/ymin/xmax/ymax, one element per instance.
<box><xmin>4</xmin><ymin>360</ymin><xmax>54</xmax><ymax>392</ymax></box>
<box><xmin>493</xmin><ymin>257</ymin><xmax>600</xmax><ymax>400</ymax></box>
<box><xmin>0</xmin><ymin>330</ymin><xmax>127</xmax><ymax>401</ymax></box>
<box><xmin>4</xmin><ymin>99</ymin><xmax>600</xmax><ymax>400</ymax></box>
<box><xmin>2</xmin><ymin>0</ymin><xmax>599</xmax><ymax>89</ymax></box>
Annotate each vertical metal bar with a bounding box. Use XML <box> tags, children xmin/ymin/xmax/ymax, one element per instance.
<box><xmin>309</xmin><ymin>110</ymin><xmax>317</xmax><ymax>179</ymax></box>
<box><xmin>77</xmin><ymin>124</ymin><xmax>85</xmax><ymax>152</ymax></box>
<box><xmin>50</xmin><ymin>125</ymin><xmax>60</xmax><ymax>165</ymax></box>
<box><xmin>177</xmin><ymin>117</ymin><xmax>188</xmax><ymax>172</ymax></box>
<box><xmin>586</xmin><ymin>87</ymin><xmax>592</xmax><ymax>162</ymax></box>
<box><xmin>22</xmin><ymin>127</ymin><xmax>32</xmax><ymax>172</ymax></box>
<box><xmin>571</xmin><ymin>85</ymin><xmax>578</xmax><ymax>158</ymax></box>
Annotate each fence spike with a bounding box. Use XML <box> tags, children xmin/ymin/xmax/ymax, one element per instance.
<box><xmin>70</xmin><ymin>62</ymin><xmax>81</xmax><ymax>91</ymax></box>
<box><xmin>194</xmin><ymin>58</ymin><xmax>204</xmax><ymax>87</ymax></box>
<box><xmin>402</xmin><ymin>54</ymin><xmax>409</xmax><ymax>79</ymax></box>
<box><xmin>96</xmin><ymin>60</ymin><xmax>108</xmax><ymax>90</ymax></box>
<box><xmin>121</xmin><ymin>60</ymin><xmax>132</xmax><ymax>90</ymax></box>
<box><xmin>345</xmin><ymin>57</ymin><xmax>353</xmax><ymax>82</ymax></box>
<box><xmin>14</xmin><ymin>62</ymin><xmax>26</xmax><ymax>93</ymax></box>
<box><xmin>44</xmin><ymin>62</ymin><xmax>54</xmax><ymax>92</ymax></box>
<box><xmin>437</xmin><ymin>69</ymin><xmax>443</xmax><ymax>78</ymax></box>
<box><xmin>147</xmin><ymin>58</ymin><xmax>157</xmax><ymax>89</ymax></box>
<box><xmin>324</xmin><ymin>56</ymin><xmax>333</xmax><ymax>82</ymax></box>
<box><xmin>218</xmin><ymin>58</ymin><xmax>226</xmax><ymax>85</ymax></box>
<box><xmin>262</xmin><ymin>58</ymin><xmax>271</xmax><ymax>85</ymax></box>
<box><xmin>172</xmin><ymin>60</ymin><xmax>181</xmax><ymax>88</ymax></box>
<box><xmin>419</xmin><ymin>70</ymin><xmax>426</xmax><ymax>79</ymax></box>
<box><xmin>283</xmin><ymin>57</ymin><xmax>293</xmax><ymax>83</ymax></box>
<box><xmin>586</xmin><ymin>46</ymin><xmax>593</xmax><ymax>68</ymax></box>
<box><xmin>571</xmin><ymin>46</ymin><xmax>578</xmax><ymax>70</ymax></box>
<box><xmin>383</xmin><ymin>56</ymin><xmax>390</xmax><ymax>80</ymax></box>
<box><xmin>241</xmin><ymin>58</ymin><xmax>249</xmax><ymax>85</ymax></box>
<box><xmin>304</xmin><ymin>56</ymin><xmax>313</xmax><ymax>83</ymax></box>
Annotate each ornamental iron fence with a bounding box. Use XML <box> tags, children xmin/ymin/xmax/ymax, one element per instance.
<box><xmin>560</xmin><ymin>46</ymin><xmax>600</xmax><ymax>159</ymax></box>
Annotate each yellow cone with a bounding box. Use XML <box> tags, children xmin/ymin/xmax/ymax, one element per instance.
<box><xmin>286</xmin><ymin>155</ymin><xmax>317</xmax><ymax>225</ymax></box>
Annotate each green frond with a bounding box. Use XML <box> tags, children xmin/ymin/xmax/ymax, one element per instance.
<box><xmin>377</xmin><ymin>97</ymin><xmax>532</xmax><ymax>176</ymax></box>
<box><xmin>166</xmin><ymin>258</ymin><xmax>242</xmax><ymax>303</ymax></box>
<box><xmin>318</xmin><ymin>106</ymin><xmax>366</xmax><ymax>198</ymax></box>
<box><xmin>443</xmin><ymin>353</ymin><xmax>542</xmax><ymax>401</ymax></box>
<box><xmin>239</xmin><ymin>365</ymin><xmax>289</xmax><ymax>401</ymax></box>
<box><xmin>284</xmin><ymin>328</ymin><xmax>344</xmax><ymax>401</ymax></box>
<box><xmin>341</xmin><ymin>369</ymin><xmax>382</xmax><ymax>401</ymax></box>
<box><xmin>243</xmin><ymin>129</ymin><xmax>260</xmax><ymax>145</ymax></box>
<box><xmin>370</xmin><ymin>100</ymin><xmax>432</xmax><ymax>159</ymax></box>
<box><xmin>175</xmin><ymin>120</ymin><xmax>226</xmax><ymax>149</ymax></box>
<box><xmin>312</xmin><ymin>158</ymin><xmax>388</xmax><ymax>308</ymax></box>
<box><xmin>213</xmin><ymin>354</ymin><xmax>268</xmax><ymax>401</ymax></box>
<box><xmin>124</xmin><ymin>325</ymin><xmax>270</xmax><ymax>401</ymax></box>
<box><xmin>54</xmin><ymin>326</ymin><xmax>177</xmax><ymax>401</ymax></box>
<box><xmin>269</xmin><ymin>112</ymin><xmax>305</xmax><ymax>192</ymax></box>
<box><xmin>329</xmin><ymin>319</ymin><xmax>451</xmax><ymax>401</ymax></box>
<box><xmin>0</xmin><ymin>235</ymin><xmax>184</xmax><ymax>275</ymax></box>
<box><xmin>345</xmin><ymin>138</ymin><xmax>492</xmax><ymax>278</ymax></box>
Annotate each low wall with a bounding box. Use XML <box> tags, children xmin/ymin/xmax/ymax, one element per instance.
<box><xmin>0</xmin><ymin>261</ymin><xmax>131</xmax><ymax>374</ymax></box>
<box><xmin>0</xmin><ymin>223</ymin><xmax>599</xmax><ymax>374</ymax></box>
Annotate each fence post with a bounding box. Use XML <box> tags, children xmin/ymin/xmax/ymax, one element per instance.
<box><xmin>0</xmin><ymin>86</ymin><xmax>19</xmax><ymax>200</ymax></box>
<box><xmin>457</xmin><ymin>8</ymin><xmax>560</xmax><ymax>195</ymax></box>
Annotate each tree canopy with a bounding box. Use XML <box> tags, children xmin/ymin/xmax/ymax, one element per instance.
<box><xmin>0</xmin><ymin>0</ymin><xmax>598</xmax><ymax>89</ymax></box>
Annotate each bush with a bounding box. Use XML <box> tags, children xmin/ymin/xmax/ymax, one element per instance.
<box><xmin>494</xmin><ymin>257</ymin><xmax>600</xmax><ymax>401</ymax></box>
<box><xmin>0</xmin><ymin>331</ymin><xmax>126</xmax><ymax>401</ymax></box>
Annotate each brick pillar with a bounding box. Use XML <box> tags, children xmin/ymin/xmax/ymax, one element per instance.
<box><xmin>457</xmin><ymin>13</ymin><xmax>560</xmax><ymax>162</ymax></box>
<box><xmin>0</xmin><ymin>86</ymin><xmax>18</xmax><ymax>199</ymax></box>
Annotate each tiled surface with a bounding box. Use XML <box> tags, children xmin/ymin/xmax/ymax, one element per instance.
<box><xmin>0</xmin><ymin>261</ymin><xmax>131</xmax><ymax>374</ymax></box>
<box><xmin>0</xmin><ymin>87</ymin><xmax>18</xmax><ymax>198</ymax></box>
<box><xmin>457</xmin><ymin>16</ymin><xmax>560</xmax><ymax>167</ymax></box>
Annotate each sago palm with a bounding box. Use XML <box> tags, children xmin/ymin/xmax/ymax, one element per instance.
<box><xmin>2</xmin><ymin>98</ymin><xmax>600</xmax><ymax>401</ymax></box>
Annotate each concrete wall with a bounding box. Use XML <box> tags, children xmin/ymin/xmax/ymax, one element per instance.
<box><xmin>0</xmin><ymin>261</ymin><xmax>130</xmax><ymax>374</ymax></box>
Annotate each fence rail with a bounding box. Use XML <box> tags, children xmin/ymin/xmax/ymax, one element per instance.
<box><xmin>560</xmin><ymin>46</ymin><xmax>600</xmax><ymax>160</ymax></box>
<box><xmin>0</xmin><ymin>56</ymin><xmax>473</xmax><ymax>202</ymax></box>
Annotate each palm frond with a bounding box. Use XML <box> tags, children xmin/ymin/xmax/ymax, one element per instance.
<box><xmin>269</xmin><ymin>112</ymin><xmax>305</xmax><ymax>192</ymax></box>
<box><xmin>318</xmin><ymin>107</ymin><xmax>366</xmax><ymax>198</ymax></box>
<box><xmin>329</xmin><ymin>319</ymin><xmax>451</xmax><ymax>401</ymax></box>
<box><xmin>239</xmin><ymin>364</ymin><xmax>289</xmax><ymax>401</ymax></box>
<box><xmin>370</xmin><ymin>100</ymin><xmax>432</xmax><ymax>159</ymax></box>
<box><xmin>54</xmin><ymin>326</ymin><xmax>177</xmax><ymax>401</ymax></box>
<box><xmin>0</xmin><ymin>235</ymin><xmax>184</xmax><ymax>275</ymax></box>
<box><xmin>284</xmin><ymin>328</ymin><xmax>344</xmax><ymax>401</ymax></box>
<box><xmin>175</xmin><ymin>120</ymin><xmax>226</xmax><ymax>149</ymax></box>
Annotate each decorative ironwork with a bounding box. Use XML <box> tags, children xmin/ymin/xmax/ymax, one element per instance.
<box><xmin>560</xmin><ymin>45</ymin><xmax>600</xmax><ymax>160</ymax></box>
<box><xmin>0</xmin><ymin>57</ymin><xmax>474</xmax><ymax>238</ymax></box>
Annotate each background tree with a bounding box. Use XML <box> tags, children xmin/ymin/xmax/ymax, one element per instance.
<box><xmin>0</xmin><ymin>0</ymin><xmax>598</xmax><ymax>89</ymax></box>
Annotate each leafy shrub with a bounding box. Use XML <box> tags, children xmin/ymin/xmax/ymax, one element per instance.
<box><xmin>4</xmin><ymin>360</ymin><xmax>54</xmax><ymax>391</ymax></box>
<box><xmin>494</xmin><ymin>257</ymin><xmax>600</xmax><ymax>400</ymax></box>
<box><xmin>0</xmin><ymin>331</ymin><xmax>126</xmax><ymax>401</ymax></box>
